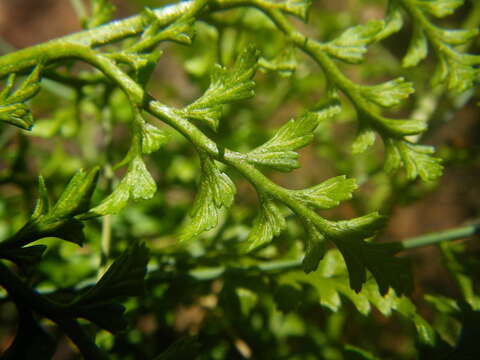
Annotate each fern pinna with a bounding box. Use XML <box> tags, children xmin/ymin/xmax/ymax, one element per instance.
<box><xmin>0</xmin><ymin>0</ymin><xmax>479</xmax><ymax>358</ymax></box>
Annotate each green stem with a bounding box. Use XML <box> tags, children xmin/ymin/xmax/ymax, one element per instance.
<box><xmin>2</xmin><ymin>224</ymin><xmax>477</xmax><ymax>299</ymax></box>
<box><xmin>401</xmin><ymin>224</ymin><xmax>480</xmax><ymax>250</ymax></box>
<box><xmin>399</xmin><ymin>0</ymin><xmax>466</xmax><ymax>61</ymax></box>
<box><xmin>186</xmin><ymin>259</ymin><xmax>303</xmax><ymax>281</ymax></box>
<box><xmin>0</xmin><ymin>2</ymin><xmax>194</xmax><ymax>77</ymax></box>
<box><xmin>143</xmin><ymin>98</ymin><xmax>343</xmax><ymax>240</ymax></box>
<box><xmin>186</xmin><ymin>224</ymin><xmax>480</xmax><ymax>281</ymax></box>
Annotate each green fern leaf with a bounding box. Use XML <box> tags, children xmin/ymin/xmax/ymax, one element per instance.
<box><xmin>90</xmin><ymin>156</ymin><xmax>156</xmax><ymax>216</ymax></box>
<box><xmin>244</xmin><ymin>197</ymin><xmax>286</xmax><ymax>251</ymax></box>
<box><xmin>402</xmin><ymin>25</ymin><xmax>428</xmax><ymax>67</ymax></box>
<box><xmin>31</xmin><ymin>176</ymin><xmax>50</xmax><ymax>220</ymax></box>
<box><xmin>0</xmin><ymin>65</ymin><xmax>42</xmax><ymax>130</ymax></box>
<box><xmin>247</xmin><ymin>102</ymin><xmax>341</xmax><ymax>171</ymax></box>
<box><xmin>141</xmin><ymin>122</ymin><xmax>169</xmax><ymax>154</ymax></box>
<box><xmin>291</xmin><ymin>175</ymin><xmax>358</xmax><ymax>210</ymax></box>
<box><xmin>435</xmin><ymin>28</ymin><xmax>478</xmax><ymax>46</ymax></box>
<box><xmin>385</xmin><ymin>139</ymin><xmax>443</xmax><ymax>181</ymax></box>
<box><xmin>302</xmin><ymin>219</ymin><xmax>326</xmax><ymax>273</ymax></box>
<box><xmin>280</xmin><ymin>249</ymin><xmax>433</xmax><ymax>343</ymax></box>
<box><xmin>179</xmin><ymin>155</ymin><xmax>235</xmax><ymax>241</ymax></box>
<box><xmin>259</xmin><ymin>47</ymin><xmax>298</xmax><ymax>77</ymax></box>
<box><xmin>84</xmin><ymin>0</ymin><xmax>115</xmax><ymax>29</ymax></box>
<box><xmin>72</xmin><ymin>242</ymin><xmax>149</xmax><ymax>332</ymax></box>
<box><xmin>52</xmin><ymin>167</ymin><xmax>100</xmax><ymax>218</ymax></box>
<box><xmin>281</xmin><ymin>0</ymin><xmax>312</xmax><ymax>21</ymax></box>
<box><xmin>361</xmin><ymin>77</ymin><xmax>415</xmax><ymax>108</ymax></box>
<box><xmin>352</xmin><ymin>127</ymin><xmax>376</xmax><ymax>154</ymax></box>
<box><xmin>415</xmin><ymin>0</ymin><xmax>464</xmax><ymax>18</ymax></box>
<box><xmin>181</xmin><ymin>45</ymin><xmax>259</xmax><ymax>131</ymax></box>
<box><xmin>311</xmin><ymin>211</ymin><xmax>412</xmax><ymax>295</ymax></box>
<box><xmin>324</xmin><ymin>20</ymin><xmax>385</xmax><ymax>63</ymax></box>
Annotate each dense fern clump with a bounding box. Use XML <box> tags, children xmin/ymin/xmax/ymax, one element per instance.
<box><xmin>0</xmin><ymin>0</ymin><xmax>479</xmax><ymax>358</ymax></box>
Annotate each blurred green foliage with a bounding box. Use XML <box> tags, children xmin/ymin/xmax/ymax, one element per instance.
<box><xmin>0</xmin><ymin>0</ymin><xmax>480</xmax><ymax>359</ymax></box>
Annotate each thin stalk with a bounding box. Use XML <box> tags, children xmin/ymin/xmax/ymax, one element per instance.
<box><xmin>188</xmin><ymin>258</ymin><xmax>303</xmax><ymax>281</ymax></box>
<box><xmin>401</xmin><ymin>224</ymin><xmax>480</xmax><ymax>250</ymax></box>
<box><xmin>1</xmin><ymin>223</ymin><xmax>478</xmax><ymax>300</ymax></box>
<box><xmin>99</xmin><ymin>89</ymin><xmax>115</xmax><ymax>277</ymax></box>
<box><xmin>0</xmin><ymin>1</ymin><xmax>195</xmax><ymax>77</ymax></box>
<box><xmin>190</xmin><ymin>224</ymin><xmax>480</xmax><ymax>281</ymax></box>
<box><xmin>99</xmin><ymin>215</ymin><xmax>112</xmax><ymax>272</ymax></box>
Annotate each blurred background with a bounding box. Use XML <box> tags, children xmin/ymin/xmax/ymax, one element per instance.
<box><xmin>0</xmin><ymin>0</ymin><xmax>479</xmax><ymax>359</ymax></box>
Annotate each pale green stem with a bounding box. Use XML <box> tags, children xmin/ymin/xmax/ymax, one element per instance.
<box><xmin>401</xmin><ymin>224</ymin><xmax>480</xmax><ymax>250</ymax></box>
<box><xmin>10</xmin><ymin>223</ymin><xmax>477</xmax><ymax>295</ymax></box>
<box><xmin>99</xmin><ymin>214</ymin><xmax>112</xmax><ymax>277</ymax></box>
<box><xmin>0</xmin><ymin>1</ymin><xmax>194</xmax><ymax>77</ymax></box>
<box><xmin>399</xmin><ymin>0</ymin><xmax>466</xmax><ymax>61</ymax></box>
<box><xmin>185</xmin><ymin>223</ymin><xmax>480</xmax><ymax>281</ymax></box>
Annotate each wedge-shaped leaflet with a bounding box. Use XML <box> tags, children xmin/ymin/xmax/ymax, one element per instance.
<box><xmin>352</xmin><ymin>127</ymin><xmax>376</xmax><ymax>154</ymax></box>
<box><xmin>373</xmin><ymin>2</ymin><xmax>403</xmax><ymax>41</ymax></box>
<box><xmin>324</xmin><ymin>20</ymin><xmax>385</xmax><ymax>64</ymax></box>
<box><xmin>302</xmin><ymin>220</ymin><xmax>326</xmax><ymax>273</ymax></box>
<box><xmin>357</xmin><ymin>109</ymin><xmax>427</xmax><ymax>141</ymax></box>
<box><xmin>300</xmin><ymin>211</ymin><xmax>411</xmax><ymax>297</ymax></box>
<box><xmin>7</xmin><ymin>169</ymin><xmax>99</xmax><ymax>248</ymax></box>
<box><xmin>361</xmin><ymin>77</ymin><xmax>414</xmax><ymax>108</ymax></box>
<box><xmin>279</xmin><ymin>249</ymin><xmax>434</xmax><ymax>344</ymax></box>
<box><xmin>369</xmin><ymin>112</ymin><xmax>427</xmax><ymax>137</ymax></box>
<box><xmin>72</xmin><ymin>242</ymin><xmax>149</xmax><ymax>332</ymax></box>
<box><xmin>291</xmin><ymin>175</ymin><xmax>357</xmax><ymax>210</ymax></box>
<box><xmin>51</xmin><ymin>167</ymin><xmax>100</xmax><ymax>218</ymax></box>
<box><xmin>134</xmin><ymin>9</ymin><xmax>195</xmax><ymax>52</ymax></box>
<box><xmin>269</xmin><ymin>0</ymin><xmax>312</xmax><ymax>21</ymax></box>
<box><xmin>433</xmin><ymin>54</ymin><xmax>480</xmax><ymax>94</ymax></box>
<box><xmin>107</xmin><ymin>50</ymin><xmax>163</xmax><ymax>74</ymax></box>
<box><xmin>402</xmin><ymin>0</ymin><xmax>479</xmax><ymax>93</ymax></box>
<box><xmin>0</xmin><ymin>65</ymin><xmax>42</xmax><ymax>130</ymax></box>
<box><xmin>402</xmin><ymin>24</ymin><xmax>428</xmax><ymax>67</ymax></box>
<box><xmin>247</xmin><ymin>101</ymin><xmax>341</xmax><ymax>172</ymax></box>
<box><xmin>141</xmin><ymin>122</ymin><xmax>170</xmax><ymax>154</ymax></box>
<box><xmin>435</xmin><ymin>28</ymin><xmax>479</xmax><ymax>46</ymax></box>
<box><xmin>83</xmin><ymin>0</ymin><xmax>115</xmax><ymax>29</ymax></box>
<box><xmin>179</xmin><ymin>155</ymin><xmax>235</xmax><ymax>241</ymax></box>
<box><xmin>31</xmin><ymin>176</ymin><xmax>50</xmax><ymax>220</ymax></box>
<box><xmin>439</xmin><ymin>241</ymin><xmax>480</xmax><ymax>309</ymax></box>
<box><xmin>385</xmin><ymin>139</ymin><xmax>443</xmax><ymax>182</ymax></box>
<box><xmin>334</xmin><ymin>234</ymin><xmax>412</xmax><ymax>295</ymax></box>
<box><xmin>259</xmin><ymin>47</ymin><xmax>297</xmax><ymax>77</ymax></box>
<box><xmin>181</xmin><ymin>45</ymin><xmax>259</xmax><ymax>131</ymax></box>
<box><xmin>120</xmin><ymin>157</ymin><xmax>156</xmax><ymax>201</ymax></box>
<box><xmin>244</xmin><ymin>196</ymin><xmax>286</xmax><ymax>251</ymax></box>
<box><xmin>90</xmin><ymin>156</ymin><xmax>157</xmax><ymax>215</ymax></box>
<box><xmin>415</xmin><ymin>0</ymin><xmax>464</xmax><ymax>18</ymax></box>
